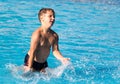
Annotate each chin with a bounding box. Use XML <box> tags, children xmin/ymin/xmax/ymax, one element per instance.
<box><xmin>47</xmin><ymin>25</ymin><xmax>52</xmax><ymax>28</ymax></box>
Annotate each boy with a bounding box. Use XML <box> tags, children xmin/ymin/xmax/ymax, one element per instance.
<box><xmin>24</xmin><ymin>8</ymin><xmax>70</xmax><ymax>72</ymax></box>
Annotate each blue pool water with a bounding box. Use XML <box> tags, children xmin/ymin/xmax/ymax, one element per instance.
<box><xmin>0</xmin><ymin>0</ymin><xmax>120</xmax><ymax>84</ymax></box>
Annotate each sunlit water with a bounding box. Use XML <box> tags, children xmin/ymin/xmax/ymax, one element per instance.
<box><xmin>0</xmin><ymin>0</ymin><xmax>120</xmax><ymax>84</ymax></box>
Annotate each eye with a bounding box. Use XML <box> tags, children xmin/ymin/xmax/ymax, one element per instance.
<box><xmin>49</xmin><ymin>15</ymin><xmax>52</xmax><ymax>17</ymax></box>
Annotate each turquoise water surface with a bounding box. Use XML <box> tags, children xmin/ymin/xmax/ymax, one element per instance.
<box><xmin>0</xmin><ymin>0</ymin><xmax>120</xmax><ymax>84</ymax></box>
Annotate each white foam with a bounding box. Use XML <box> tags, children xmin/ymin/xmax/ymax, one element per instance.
<box><xmin>45</xmin><ymin>61</ymin><xmax>71</xmax><ymax>78</ymax></box>
<box><xmin>5</xmin><ymin>62</ymin><xmax>71</xmax><ymax>82</ymax></box>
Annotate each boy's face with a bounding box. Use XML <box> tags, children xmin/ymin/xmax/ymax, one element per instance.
<box><xmin>41</xmin><ymin>11</ymin><xmax>55</xmax><ymax>27</ymax></box>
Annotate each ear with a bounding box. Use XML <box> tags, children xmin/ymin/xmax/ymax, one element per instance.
<box><xmin>40</xmin><ymin>15</ymin><xmax>45</xmax><ymax>22</ymax></box>
<box><xmin>40</xmin><ymin>15</ymin><xmax>43</xmax><ymax>20</ymax></box>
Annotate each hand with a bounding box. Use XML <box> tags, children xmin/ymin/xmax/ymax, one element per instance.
<box><xmin>61</xmin><ymin>57</ymin><xmax>70</xmax><ymax>64</ymax></box>
<box><xmin>24</xmin><ymin>66</ymin><xmax>32</xmax><ymax>72</ymax></box>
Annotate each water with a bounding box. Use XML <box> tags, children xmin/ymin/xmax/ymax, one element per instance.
<box><xmin>0</xmin><ymin>0</ymin><xmax>120</xmax><ymax>84</ymax></box>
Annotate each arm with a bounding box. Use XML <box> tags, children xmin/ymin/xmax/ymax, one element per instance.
<box><xmin>52</xmin><ymin>34</ymin><xmax>70</xmax><ymax>64</ymax></box>
<box><xmin>28</xmin><ymin>31</ymin><xmax>39</xmax><ymax>69</ymax></box>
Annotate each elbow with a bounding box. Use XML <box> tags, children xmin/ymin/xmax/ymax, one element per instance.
<box><xmin>53</xmin><ymin>50</ymin><xmax>60</xmax><ymax>56</ymax></box>
<box><xmin>53</xmin><ymin>50</ymin><xmax>57</xmax><ymax>55</ymax></box>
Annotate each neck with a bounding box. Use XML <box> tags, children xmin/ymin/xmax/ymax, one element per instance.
<box><xmin>41</xmin><ymin>25</ymin><xmax>50</xmax><ymax>34</ymax></box>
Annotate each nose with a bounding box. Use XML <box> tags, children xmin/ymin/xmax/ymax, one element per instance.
<box><xmin>52</xmin><ymin>16</ymin><xmax>55</xmax><ymax>20</ymax></box>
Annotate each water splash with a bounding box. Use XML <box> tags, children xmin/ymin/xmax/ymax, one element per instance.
<box><xmin>45</xmin><ymin>62</ymin><xmax>71</xmax><ymax>78</ymax></box>
<box><xmin>4</xmin><ymin>59</ymin><xmax>120</xmax><ymax>84</ymax></box>
<box><xmin>5</xmin><ymin>62</ymin><xmax>71</xmax><ymax>83</ymax></box>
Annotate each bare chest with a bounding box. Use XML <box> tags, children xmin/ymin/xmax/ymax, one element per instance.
<box><xmin>39</xmin><ymin>34</ymin><xmax>54</xmax><ymax>47</ymax></box>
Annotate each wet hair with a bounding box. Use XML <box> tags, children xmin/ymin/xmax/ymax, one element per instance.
<box><xmin>38</xmin><ymin>8</ymin><xmax>55</xmax><ymax>22</ymax></box>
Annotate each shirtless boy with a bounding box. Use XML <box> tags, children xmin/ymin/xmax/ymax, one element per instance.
<box><xmin>24</xmin><ymin>8</ymin><xmax>70</xmax><ymax>72</ymax></box>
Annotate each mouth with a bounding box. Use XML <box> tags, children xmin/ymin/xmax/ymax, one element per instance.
<box><xmin>50</xmin><ymin>20</ymin><xmax>54</xmax><ymax>24</ymax></box>
<box><xmin>50</xmin><ymin>20</ymin><xmax>54</xmax><ymax>22</ymax></box>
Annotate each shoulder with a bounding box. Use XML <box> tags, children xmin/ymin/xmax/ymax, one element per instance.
<box><xmin>31</xmin><ymin>28</ymin><xmax>41</xmax><ymax>39</ymax></box>
<box><xmin>50</xmin><ymin>29</ymin><xmax>58</xmax><ymax>38</ymax></box>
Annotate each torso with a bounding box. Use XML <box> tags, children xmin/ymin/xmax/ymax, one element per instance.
<box><xmin>28</xmin><ymin>28</ymin><xmax>57</xmax><ymax>63</ymax></box>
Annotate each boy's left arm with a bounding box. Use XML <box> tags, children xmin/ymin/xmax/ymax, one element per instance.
<box><xmin>52</xmin><ymin>35</ymin><xmax>70</xmax><ymax>64</ymax></box>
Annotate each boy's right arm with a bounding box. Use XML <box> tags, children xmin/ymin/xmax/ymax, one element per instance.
<box><xmin>28</xmin><ymin>31</ymin><xmax>39</xmax><ymax>70</ymax></box>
